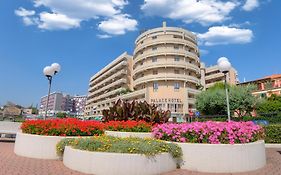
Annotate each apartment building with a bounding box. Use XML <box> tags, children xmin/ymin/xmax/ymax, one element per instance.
<box><xmin>204</xmin><ymin>65</ymin><xmax>238</xmax><ymax>89</ymax></box>
<box><xmin>85</xmin><ymin>52</ymin><xmax>135</xmax><ymax>115</ymax></box>
<box><xmin>239</xmin><ymin>74</ymin><xmax>281</xmax><ymax>97</ymax></box>
<box><xmin>39</xmin><ymin>92</ymin><xmax>86</xmax><ymax>116</ymax></box>
<box><xmin>85</xmin><ymin>23</ymin><xmax>202</xmax><ymax>121</ymax></box>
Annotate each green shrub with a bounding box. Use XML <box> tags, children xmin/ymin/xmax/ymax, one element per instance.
<box><xmin>102</xmin><ymin>99</ymin><xmax>171</xmax><ymax>124</ymax></box>
<box><xmin>232</xmin><ymin>115</ymin><xmax>281</xmax><ymax>124</ymax></box>
<box><xmin>264</xmin><ymin>124</ymin><xmax>281</xmax><ymax>143</ymax></box>
<box><xmin>57</xmin><ymin>136</ymin><xmax>182</xmax><ymax>162</ymax></box>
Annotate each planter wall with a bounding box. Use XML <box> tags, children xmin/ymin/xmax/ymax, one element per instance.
<box><xmin>14</xmin><ymin>132</ymin><xmax>82</xmax><ymax>159</ymax></box>
<box><xmin>63</xmin><ymin>146</ymin><xmax>177</xmax><ymax>175</ymax></box>
<box><xmin>105</xmin><ymin>130</ymin><xmax>153</xmax><ymax>138</ymax></box>
<box><xmin>177</xmin><ymin>140</ymin><xmax>266</xmax><ymax>173</ymax></box>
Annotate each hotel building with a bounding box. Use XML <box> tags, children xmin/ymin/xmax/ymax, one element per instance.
<box><xmin>85</xmin><ymin>23</ymin><xmax>202</xmax><ymax>120</ymax></box>
<box><xmin>204</xmin><ymin>65</ymin><xmax>238</xmax><ymax>89</ymax></box>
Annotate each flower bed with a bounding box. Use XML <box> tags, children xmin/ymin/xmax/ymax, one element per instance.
<box><xmin>58</xmin><ymin>136</ymin><xmax>181</xmax><ymax>175</ymax></box>
<box><xmin>152</xmin><ymin>121</ymin><xmax>266</xmax><ymax>173</ymax></box>
<box><xmin>104</xmin><ymin>120</ymin><xmax>153</xmax><ymax>138</ymax></box>
<box><xmin>153</xmin><ymin>121</ymin><xmax>264</xmax><ymax>144</ymax></box>
<box><xmin>104</xmin><ymin>120</ymin><xmax>152</xmax><ymax>132</ymax></box>
<box><xmin>21</xmin><ymin>118</ymin><xmax>105</xmax><ymax>136</ymax></box>
<box><xmin>15</xmin><ymin>119</ymin><xmax>104</xmax><ymax>159</ymax></box>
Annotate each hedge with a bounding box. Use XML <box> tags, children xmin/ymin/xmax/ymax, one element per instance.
<box><xmin>264</xmin><ymin>124</ymin><xmax>281</xmax><ymax>143</ymax></box>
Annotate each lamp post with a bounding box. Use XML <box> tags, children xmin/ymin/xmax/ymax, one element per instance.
<box><xmin>43</xmin><ymin>63</ymin><xmax>61</xmax><ymax>120</ymax></box>
<box><xmin>217</xmin><ymin>57</ymin><xmax>232</xmax><ymax>122</ymax></box>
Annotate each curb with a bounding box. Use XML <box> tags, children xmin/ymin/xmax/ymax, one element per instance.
<box><xmin>265</xmin><ymin>144</ymin><xmax>281</xmax><ymax>148</ymax></box>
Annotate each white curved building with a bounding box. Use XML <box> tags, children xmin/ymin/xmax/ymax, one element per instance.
<box><xmin>132</xmin><ymin>22</ymin><xmax>202</xmax><ymax>119</ymax></box>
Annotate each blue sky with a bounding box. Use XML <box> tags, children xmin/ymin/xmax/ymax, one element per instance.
<box><xmin>0</xmin><ymin>0</ymin><xmax>280</xmax><ymax>107</ymax></box>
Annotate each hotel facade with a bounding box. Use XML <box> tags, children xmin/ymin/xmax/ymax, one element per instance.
<box><xmin>85</xmin><ymin>23</ymin><xmax>238</xmax><ymax>121</ymax></box>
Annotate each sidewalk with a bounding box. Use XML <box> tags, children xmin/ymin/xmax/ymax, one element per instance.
<box><xmin>0</xmin><ymin>141</ymin><xmax>280</xmax><ymax>175</ymax></box>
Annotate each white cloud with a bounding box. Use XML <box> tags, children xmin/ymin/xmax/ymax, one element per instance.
<box><xmin>15</xmin><ymin>7</ymin><xmax>38</xmax><ymax>26</ymax></box>
<box><xmin>15</xmin><ymin>7</ymin><xmax>35</xmax><ymax>16</ymax></box>
<box><xmin>97</xmin><ymin>34</ymin><xmax>112</xmax><ymax>39</ymax></box>
<box><xmin>38</xmin><ymin>12</ymin><xmax>80</xmax><ymax>30</ymax></box>
<box><xmin>242</xmin><ymin>0</ymin><xmax>259</xmax><ymax>11</ymax></box>
<box><xmin>98</xmin><ymin>14</ymin><xmax>137</xmax><ymax>35</ymax></box>
<box><xmin>141</xmin><ymin>0</ymin><xmax>239</xmax><ymax>25</ymax></box>
<box><xmin>15</xmin><ymin>0</ymin><xmax>137</xmax><ymax>36</ymax></box>
<box><xmin>197</xmin><ymin>26</ymin><xmax>253</xmax><ymax>46</ymax></box>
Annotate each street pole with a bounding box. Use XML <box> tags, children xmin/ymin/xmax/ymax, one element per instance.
<box><xmin>44</xmin><ymin>76</ymin><xmax>52</xmax><ymax>120</ymax></box>
<box><xmin>224</xmin><ymin>73</ymin><xmax>231</xmax><ymax>122</ymax></box>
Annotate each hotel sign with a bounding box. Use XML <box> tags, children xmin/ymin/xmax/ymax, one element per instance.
<box><xmin>151</xmin><ymin>98</ymin><xmax>182</xmax><ymax>103</ymax></box>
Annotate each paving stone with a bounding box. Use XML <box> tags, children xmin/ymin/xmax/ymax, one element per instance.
<box><xmin>0</xmin><ymin>142</ymin><xmax>280</xmax><ymax>175</ymax></box>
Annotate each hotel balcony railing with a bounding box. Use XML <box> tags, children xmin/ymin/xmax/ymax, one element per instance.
<box><xmin>88</xmin><ymin>78</ymin><xmax>127</xmax><ymax>99</ymax></box>
<box><xmin>134</xmin><ymin>49</ymin><xmax>199</xmax><ymax>64</ymax></box>
<box><xmin>134</xmin><ymin>37</ymin><xmax>197</xmax><ymax>55</ymax></box>
<box><xmin>188</xmin><ymin>98</ymin><xmax>196</xmax><ymax>104</ymax></box>
<box><xmin>90</xmin><ymin>60</ymin><xmax>127</xmax><ymax>85</ymax></box>
<box><xmin>133</xmin><ymin>61</ymin><xmax>200</xmax><ymax>76</ymax></box>
<box><xmin>89</xmin><ymin>69</ymin><xmax>127</xmax><ymax>92</ymax></box>
<box><xmin>187</xmin><ymin>87</ymin><xmax>201</xmax><ymax>95</ymax></box>
<box><xmin>133</xmin><ymin>73</ymin><xmax>199</xmax><ymax>87</ymax></box>
<box><xmin>205</xmin><ymin>72</ymin><xmax>225</xmax><ymax>81</ymax></box>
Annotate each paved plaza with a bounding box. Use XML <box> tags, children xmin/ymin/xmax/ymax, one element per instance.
<box><xmin>0</xmin><ymin>140</ymin><xmax>280</xmax><ymax>175</ymax></box>
<box><xmin>1</xmin><ymin>121</ymin><xmax>280</xmax><ymax>175</ymax></box>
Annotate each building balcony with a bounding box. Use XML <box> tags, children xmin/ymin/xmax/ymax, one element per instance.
<box><xmin>89</xmin><ymin>69</ymin><xmax>127</xmax><ymax>92</ymax></box>
<box><xmin>88</xmin><ymin>78</ymin><xmax>127</xmax><ymax>99</ymax></box>
<box><xmin>133</xmin><ymin>73</ymin><xmax>199</xmax><ymax>87</ymax></box>
<box><xmin>133</xmin><ymin>61</ymin><xmax>200</xmax><ymax>76</ymax></box>
<box><xmin>134</xmin><ymin>37</ymin><xmax>197</xmax><ymax>55</ymax></box>
<box><xmin>134</xmin><ymin>49</ymin><xmax>199</xmax><ymax>64</ymax></box>
<box><xmin>90</xmin><ymin>60</ymin><xmax>127</xmax><ymax>85</ymax></box>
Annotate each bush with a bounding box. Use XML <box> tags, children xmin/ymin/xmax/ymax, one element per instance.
<box><xmin>232</xmin><ymin>115</ymin><xmax>281</xmax><ymax>124</ymax></box>
<box><xmin>152</xmin><ymin>121</ymin><xmax>264</xmax><ymax>144</ymax></box>
<box><xmin>104</xmin><ymin>120</ymin><xmax>152</xmax><ymax>132</ymax></box>
<box><xmin>102</xmin><ymin>99</ymin><xmax>170</xmax><ymax>124</ymax></box>
<box><xmin>264</xmin><ymin>124</ymin><xmax>281</xmax><ymax>143</ymax></box>
<box><xmin>56</xmin><ymin>136</ymin><xmax>182</xmax><ymax>162</ymax></box>
<box><xmin>21</xmin><ymin>118</ymin><xmax>105</xmax><ymax>136</ymax></box>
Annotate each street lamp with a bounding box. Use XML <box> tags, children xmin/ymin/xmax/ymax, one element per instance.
<box><xmin>217</xmin><ymin>57</ymin><xmax>232</xmax><ymax>122</ymax></box>
<box><xmin>43</xmin><ymin>63</ymin><xmax>61</xmax><ymax>120</ymax></box>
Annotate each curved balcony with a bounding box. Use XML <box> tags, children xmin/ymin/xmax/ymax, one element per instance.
<box><xmin>134</xmin><ymin>49</ymin><xmax>199</xmax><ymax>65</ymax></box>
<box><xmin>133</xmin><ymin>74</ymin><xmax>199</xmax><ymax>87</ymax></box>
<box><xmin>134</xmin><ymin>38</ymin><xmax>197</xmax><ymax>55</ymax></box>
<box><xmin>133</xmin><ymin>61</ymin><xmax>200</xmax><ymax>76</ymax></box>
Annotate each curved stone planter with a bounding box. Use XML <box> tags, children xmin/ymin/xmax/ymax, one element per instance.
<box><xmin>14</xmin><ymin>132</ymin><xmax>84</xmax><ymax>159</ymax></box>
<box><xmin>105</xmin><ymin>130</ymin><xmax>153</xmax><ymax>138</ymax></box>
<box><xmin>63</xmin><ymin>146</ymin><xmax>177</xmax><ymax>175</ymax></box>
<box><xmin>177</xmin><ymin>140</ymin><xmax>266</xmax><ymax>173</ymax></box>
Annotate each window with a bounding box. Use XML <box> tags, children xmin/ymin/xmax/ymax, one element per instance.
<box><xmin>174</xmin><ymin>69</ymin><xmax>180</xmax><ymax>74</ymax></box>
<box><xmin>152</xmin><ymin>57</ymin><xmax>157</xmax><ymax>62</ymax></box>
<box><xmin>174</xmin><ymin>82</ymin><xmax>180</xmax><ymax>90</ymax></box>
<box><xmin>153</xmin><ymin>70</ymin><xmax>158</xmax><ymax>75</ymax></box>
<box><xmin>152</xmin><ymin>36</ymin><xmax>157</xmax><ymax>39</ymax></box>
<box><xmin>152</xmin><ymin>47</ymin><xmax>157</xmax><ymax>51</ymax></box>
<box><xmin>174</xmin><ymin>45</ymin><xmax>179</xmax><ymax>50</ymax></box>
<box><xmin>153</xmin><ymin>82</ymin><xmax>158</xmax><ymax>91</ymax></box>
<box><xmin>174</xmin><ymin>57</ymin><xmax>180</xmax><ymax>61</ymax></box>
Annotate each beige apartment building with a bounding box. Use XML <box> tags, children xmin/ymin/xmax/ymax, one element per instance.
<box><xmin>85</xmin><ymin>23</ymin><xmax>202</xmax><ymax>121</ymax></box>
<box><xmin>204</xmin><ymin>64</ymin><xmax>238</xmax><ymax>89</ymax></box>
<box><xmin>85</xmin><ymin>23</ymin><xmax>238</xmax><ymax>121</ymax></box>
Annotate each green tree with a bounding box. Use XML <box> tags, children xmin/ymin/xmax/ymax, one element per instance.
<box><xmin>196</xmin><ymin>83</ymin><xmax>256</xmax><ymax>117</ymax></box>
<box><xmin>256</xmin><ymin>94</ymin><xmax>281</xmax><ymax>114</ymax></box>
